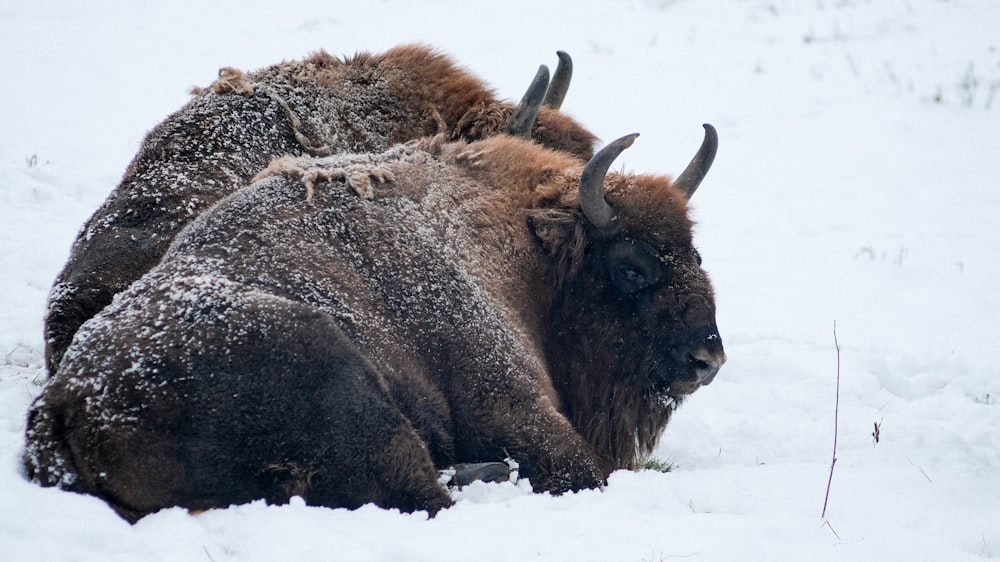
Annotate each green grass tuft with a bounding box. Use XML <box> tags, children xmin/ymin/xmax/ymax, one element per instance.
<box><xmin>638</xmin><ymin>457</ymin><xmax>674</xmax><ymax>473</ymax></box>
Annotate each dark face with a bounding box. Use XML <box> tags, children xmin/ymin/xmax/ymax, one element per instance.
<box><xmin>599</xmin><ymin>233</ymin><xmax>725</xmax><ymax>401</ymax></box>
<box><xmin>529</xmin><ymin>175</ymin><xmax>725</xmax><ymax>413</ymax></box>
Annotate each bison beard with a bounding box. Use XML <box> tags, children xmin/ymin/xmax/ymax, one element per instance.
<box><xmin>24</xmin><ymin>133</ymin><xmax>724</xmax><ymax>521</ymax></box>
<box><xmin>43</xmin><ymin>44</ymin><xmax>596</xmax><ymax>377</ymax></box>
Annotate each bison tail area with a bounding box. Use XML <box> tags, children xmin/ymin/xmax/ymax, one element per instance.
<box><xmin>22</xmin><ymin>394</ymin><xmax>127</xmax><ymax>515</ymax></box>
<box><xmin>23</xmin><ymin>385</ymin><xmax>175</xmax><ymax>523</ymax></box>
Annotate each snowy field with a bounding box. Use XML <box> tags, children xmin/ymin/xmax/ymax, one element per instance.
<box><xmin>2</xmin><ymin>1</ymin><xmax>998</xmax><ymax>560</ymax></box>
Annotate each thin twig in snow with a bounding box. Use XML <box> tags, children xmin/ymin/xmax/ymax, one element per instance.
<box><xmin>4</xmin><ymin>344</ymin><xmax>23</xmax><ymax>365</ymax></box>
<box><xmin>822</xmin><ymin>520</ymin><xmax>842</xmax><ymax>540</ymax></box>
<box><xmin>822</xmin><ymin>321</ymin><xmax>840</xmax><ymax>519</ymax></box>
<box><xmin>907</xmin><ymin>458</ymin><xmax>933</xmax><ymax>483</ymax></box>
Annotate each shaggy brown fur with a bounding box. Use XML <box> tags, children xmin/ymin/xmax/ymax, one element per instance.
<box><xmin>43</xmin><ymin>44</ymin><xmax>597</xmax><ymax>374</ymax></box>
<box><xmin>26</xmin><ymin>133</ymin><xmax>723</xmax><ymax>521</ymax></box>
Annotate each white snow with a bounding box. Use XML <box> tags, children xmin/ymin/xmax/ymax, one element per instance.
<box><xmin>2</xmin><ymin>0</ymin><xmax>998</xmax><ymax>560</ymax></box>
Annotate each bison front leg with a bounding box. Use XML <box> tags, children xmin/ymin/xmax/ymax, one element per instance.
<box><xmin>497</xmin><ymin>406</ymin><xmax>605</xmax><ymax>495</ymax></box>
<box><xmin>445</xmin><ymin>359</ymin><xmax>604</xmax><ymax>495</ymax></box>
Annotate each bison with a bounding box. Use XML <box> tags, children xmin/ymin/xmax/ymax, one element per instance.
<box><xmin>44</xmin><ymin>44</ymin><xmax>595</xmax><ymax>375</ymax></box>
<box><xmin>25</xmin><ymin>127</ymin><xmax>725</xmax><ymax>521</ymax></box>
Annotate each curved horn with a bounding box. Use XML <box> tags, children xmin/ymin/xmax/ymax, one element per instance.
<box><xmin>542</xmin><ymin>51</ymin><xmax>572</xmax><ymax>109</ymax></box>
<box><xmin>506</xmin><ymin>65</ymin><xmax>550</xmax><ymax>138</ymax></box>
<box><xmin>579</xmin><ymin>133</ymin><xmax>639</xmax><ymax>228</ymax></box>
<box><xmin>673</xmin><ymin>124</ymin><xmax>718</xmax><ymax>199</ymax></box>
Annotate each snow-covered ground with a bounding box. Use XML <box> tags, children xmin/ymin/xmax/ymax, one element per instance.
<box><xmin>2</xmin><ymin>1</ymin><xmax>998</xmax><ymax>560</ymax></box>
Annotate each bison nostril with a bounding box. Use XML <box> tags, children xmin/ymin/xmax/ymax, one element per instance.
<box><xmin>689</xmin><ymin>347</ymin><xmax>726</xmax><ymax>385</ymax></box>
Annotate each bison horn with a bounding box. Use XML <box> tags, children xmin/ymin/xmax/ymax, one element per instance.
<box><xmin>542</xmin><ymin>51</ymin><xmax>572</xmax><ymax>110</ymax></box>
<box><xmin>507</xmin><ymin>65</ymin><xmax>550</xmax><ymax>138</ymax></box>
<box><xmin>579</xmin><ymin>133</ymin><xmax>639</xmax><ymax>228</ymax></box>
<box><xmin>673</xmin><ymin>124</ymin><xmax>718</xmax><ymax>199</ymax></box>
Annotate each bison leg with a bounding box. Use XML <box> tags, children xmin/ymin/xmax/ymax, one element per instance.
<box><xmin>500</xmin><ymin>415</ymin><xmax>605</xmax><ymax>495</ymax></box>
<box><xmin>443</xmin><ymin>356</ymin><xmax>605</xmax><ymax>495</ymax></box>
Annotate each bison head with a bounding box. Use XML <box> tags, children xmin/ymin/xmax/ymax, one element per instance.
<box><xmin>527</xmin><ymin>126</ymin><xmax>725</xmax><ymax>471</ymax></box>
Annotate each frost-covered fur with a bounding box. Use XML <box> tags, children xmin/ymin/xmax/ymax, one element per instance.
<box><xmin>25</xmin><ymin>135</ymin><xmax>723</xmax><ymax>521</ymax></box>
<box><xmin>44</xmin><ymin>44</ymin><xmax>597</xmax><ymax>374</ymax></box>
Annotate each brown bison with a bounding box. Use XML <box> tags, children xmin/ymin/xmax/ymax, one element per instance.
<box><xmin>25</xmin><ymin>128</ymin><xmax>724</xmax><ymax>521</ymax></box>
<box><xmin>44</xmin><ymin>44</ymin><xmax>595</xmax><ymax>375</ymax></box>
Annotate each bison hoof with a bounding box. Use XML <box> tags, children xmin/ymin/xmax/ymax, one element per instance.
<box><xmin>441</xmin><ymin>461</ymin><xmax>516</xmax><ymax>488</ymax></box>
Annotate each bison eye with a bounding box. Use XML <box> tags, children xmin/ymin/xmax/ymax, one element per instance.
<box><xmin>612</xmin><ymin>266</ymin><xmax>649</xmax><ymax>295</ymax></box>
<box><xmin>607</xmin><ymin>238</ymin><xmax>661</xmax><ymax>296</ymax></box>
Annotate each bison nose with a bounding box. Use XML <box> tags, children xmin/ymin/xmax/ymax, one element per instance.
<box><xmin>689</xmin><ymin>346</ymin><xmax>726</xmax><ymax>385</ymax></box>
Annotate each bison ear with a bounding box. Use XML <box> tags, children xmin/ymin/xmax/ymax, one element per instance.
<box><xmin>525</xmin><ymin>208</ymin><xmax>583</xmax><ymax>256</ymax></box>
